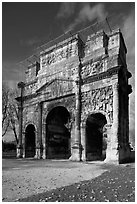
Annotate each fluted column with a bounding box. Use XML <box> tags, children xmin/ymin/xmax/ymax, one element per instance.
<box><xmin>111</xmin><ymin>82</ymin><xmax>119</xmax><ymax>162</ymax></box>
<box><xmin>16</xmin><ymin>82</ymin><xmax>25</xmax><ymax>158</ymax></box>
<box><xmin>35</xmin><ymin>102</ymin><xmax>43</xmax><ymax>159</ymax></box>
<box><xmin>16</xmin><ymin>105</ymin><xmax>23</xmax><ymax>158</ymax></box>
<box><xmin>81</xmin><ymin>122</ymin><xmax>86</xmax><ymax>161</ymax></box>
<box><xmin>70</xmin><ymin>62</ymin><xmax>82</xmax><ymax>161</ymax></box>
<box><xmin>104</xmin><ymin>124</ymin><xmax>112</xmax><ymax>162</ymax></box>
<box><xmin>42</xmin><ymin>122</ymin><xmax>47</xmax><ymax>159</ymax></box>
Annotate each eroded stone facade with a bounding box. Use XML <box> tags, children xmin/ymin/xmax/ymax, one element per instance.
<box><xmin>16</xmin><ymin>29</ymin><xmax>132</xmax><ymax>163</ymax></box>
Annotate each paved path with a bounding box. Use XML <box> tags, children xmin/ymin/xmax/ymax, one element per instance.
<box><xmin>2</xmin><ymin>159</ymin><xmax>109</xmax><ymax>202</ymax></box>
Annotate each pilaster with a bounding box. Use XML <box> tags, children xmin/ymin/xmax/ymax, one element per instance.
<box><xmin>105</xmin><ymin>83</ymin><xmax>119</xmax><ymax>163</ymax></box>
<box><xmin>42</xmin><ymin>122</ymin><xmax>47</xmax><ymax>159</ymax></box>
<box><xmin>16</xmin><ymin>82</ymin><xmax>25</xmax><ymax>158</ymax></box>
<box><xmin>81</xmin><ymin>122</ymin><xmax>86</xmax><ymax>161</ymax></box>
<box><xmin>70</xmin><ymin>63</ymin><xmax>82</xmax><ymax>161</ymax></box>
<box><xmin>16</xmin><ymin>106</ymin><xmax>23</xmax><ymax>158</ymax></box>
<box><xmin>34</xmin><ymin>102</ymin><xmax>43</xmax><ymax>159</ymax></box>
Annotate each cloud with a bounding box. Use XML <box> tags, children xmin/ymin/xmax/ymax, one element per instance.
<box><xmin>67</xmin><ymin>3</ymin><xmax>107</xmax><ymax>31</ymax></box>
<box><xmin>20</xmin><ymin>36</ymin><xmax>41</xmax><ymax>47</ymax></box>
<box><xmin>57</xmin><ymin>2</ymin><xmax>77</xmax><ymax>19</ymax></box>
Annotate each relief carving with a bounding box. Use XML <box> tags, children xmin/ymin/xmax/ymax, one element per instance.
<box><xmin>82</xmin><ymin>61</ymin><xmax>103</xmax><ymax>78</ymax></box>
<box><xmin>82</xmin><ymin>85</ymin><xmax>113</xmax><ymax>123</ymax></box>
<box><xmin>45</xmin><ymin>80</ymin><xmax>73</xmax><ymax>99</ymax></box>
<box><xmin>42</xmin><ymin>42</ymin><xmax>78</xmax><ymax>67</ymax></box>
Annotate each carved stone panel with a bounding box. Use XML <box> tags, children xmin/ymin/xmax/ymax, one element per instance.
<box><xmin>41</xmin><ymin>41</ymin><xmax>78</xmax><ymax>68</ymax></box>
<box><xmin>24</xmin><ymin>82</ymin><xmax>37</xmax><ymax>96</ymax></box>
<box><xmin>82</xmin><ymin>85</ymin><xmax>113</xmax><ymax>123</ymax></box>
<box><xmin>39</xmin><ymin>80</ymin><xmax>73</xmax><ymax>100</ymax></box>
<box><xmin>81</xmin><ymin>60</ymin><xmax>104</xmax><ymax>78</ymax></box>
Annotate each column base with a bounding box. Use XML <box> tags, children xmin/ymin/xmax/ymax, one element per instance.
<box><xmin>16</xmin><ymin>145</ymin><xmax>23</xmax><ymax>158</ymax></box>
<box><xmin>42</xmin><ymin>148</ymin><xmax>46</xmax><ymax>159</ymax></box>
<box><xmin>104</xmin><ymin>148</ymin><xmax>119</xmax><ymax>164</ymax></box>
<box><xmin>69</xmin><ymin>143</ymin><xmax>82</xmax><ymax>161</ymax></box>
<box><xmin>81</xmin><ymin>152</ymin><xmax>86</xmax><ymax>161</ymax></box>
<box><xmin>34</xmin><ymin>146</ymin><xmax>43</xmax><ymax>159</ymax></box>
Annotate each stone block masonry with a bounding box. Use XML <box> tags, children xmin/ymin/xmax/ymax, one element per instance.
<box><xmin>16</xmin><ymin>28</ymin><xmax>132</xmax><ymax>163</ymax></box>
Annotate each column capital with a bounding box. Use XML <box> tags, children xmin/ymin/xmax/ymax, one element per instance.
<box><xmin>18</xmin><ymin>81</ymin><xmax>25</xmax><ymax>89</ymax></box>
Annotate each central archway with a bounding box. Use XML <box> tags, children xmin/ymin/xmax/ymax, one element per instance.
<box><xmin>25</xmin><ymin>124</ymin><xmax>36</xmax><ymax>158</ymax></box>
<box><xmin>86</xmin><ymin>113</ymin><xmax>107</xmax><ymax>161</ymax></box>
<box><xmin>46</xmin><ymin>106</ymin><xmax>71</xmax><ymax>159</ymax></box>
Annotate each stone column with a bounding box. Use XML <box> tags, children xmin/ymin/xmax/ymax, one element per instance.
<box><xmin>35</xmin><ymin>102</ymin><xmax>43</xmax><ymax>159</ymax></box>
<box><xmin>42</xmin><ymin>122</ymin><xmax>47</xmax><ymax>159</ymax></box>
<box><xmin>70</xmin><ymin>62</ymin><xmax>82</xmax><ymax>161</ymax></box>
<box><xmin>81</xmin><ymin>122</ymin><xmax>86</xmax><ymax>161</ymax></box>
<box><xmin>104</xmin><ymin>124</ymin><xmax>112</xmax><ymax>162</ymax></box>
<box><xmin>16</xmin><ymin>105</ymin><xmax>23</xmax><ymax>158</ymax></box>
<box><xmin>22</xmin><ymin>132</ymin><xmax>26</xmax><ymax>158</ymax></box>
<box><xmin>16</xmin><ymin>82</ymin><xmax>25</xmax><ymax>158</ymax></box>
<box><xmin>110</xmin><ymin>82</ymin><xmax>119</xmax><ymax>162</ymax></box>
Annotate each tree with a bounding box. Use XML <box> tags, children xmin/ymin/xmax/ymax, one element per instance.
<box><xmin>2</xmin><ymin>82</ymin><xmax>19</xmax><ymax>144</ymax></box>
<box><xmin>2</xmin><ymin>82</ymin><xmax>10</xmax><ymax>137</ymax></box>
<box><xmin>8</xmin><ymin>88</ymin><xmax>19</xmax><ymax>144</ymax></box>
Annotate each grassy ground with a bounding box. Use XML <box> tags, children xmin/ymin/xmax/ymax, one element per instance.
<box><xmin>19</xmin><ymin>164</ymin><xmax>135</xmax><ymax>202</ymax></box>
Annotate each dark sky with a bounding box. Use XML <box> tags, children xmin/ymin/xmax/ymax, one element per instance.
<box><xmin>3</xmin><ymin>2</ymin><xmax>135</xmax><ymax>82</ymax></box>
<box><xmin>2</xmin><ymin>2</ymin><xmax>135</xmax><ymax>144</ymax></box>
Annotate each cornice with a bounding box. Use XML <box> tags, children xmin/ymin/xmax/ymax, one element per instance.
<box><xmin>82</xmin><ymin>66</ymin><xmax>121</xmax><ymax>85</ymax></box>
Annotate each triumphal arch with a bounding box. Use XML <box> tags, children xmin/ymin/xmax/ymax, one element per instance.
<box><xmin>16</xmin><ymin>28</ymin><xmax>132</xmax><ymax>163</ymax></box>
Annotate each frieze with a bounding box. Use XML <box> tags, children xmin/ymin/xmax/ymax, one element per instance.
<box><xmin>82</xmin><ymin>85</ymin><xmax>113</xmax><ymax>123</ymax></box>
<box><xmin>24</xmin><ymin>83</ymin><xmax>37</xmax><ymax>96</ymax></box>
<box><xmin>39</xmin><ymin>80</ymin><xmax>73</xmax><ymax>99</ymax></box>
<box><xmin>41</xmin><ymin>42</ymin><xmax>78</xmax><ymax>67</ymax></box>
<box><xmin>81</xmin><ymin>60</ymin><xmax>103</xmax><ymax>78</ymax></box>
<box><xmin>83</xmin><ymin>66</ymin><xmax>120</xmax><ymax>85</ymax></box>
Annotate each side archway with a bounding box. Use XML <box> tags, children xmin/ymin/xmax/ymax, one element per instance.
<box><xmin>46</xmin><ymin>106</ymin><xmax>71</xmax><ymax>159</ymax></box>
<box><xmin>25</xmin><ymin>124</ymin><xmax>36</xmax><ymax>158</ymax></box>
<box><xmin>86</xmin><ymin>113</ymin><xmax>107</xmax><ymax>161</ymax></box>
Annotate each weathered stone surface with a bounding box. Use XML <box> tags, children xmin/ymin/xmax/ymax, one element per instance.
<box><xmin>16</xmin><ymin>28</ymin><xmax>132</xmax><ymax>163</ymax></box>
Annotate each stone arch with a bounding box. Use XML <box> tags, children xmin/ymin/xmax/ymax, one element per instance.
<box><xmin>82</xmin><ymin>110</ymin><xmax>111</xmax><ymax>126</ymax></box>
<box><xmin>22</xmin><ymin>121</ymin><xmax>38</xmax><ymax>158</ymax></box>
<box><xmin>43</xmin><ymin>102</ymin><xmax>75</xmax><ymax>129</ymax></box>
<box><xmin>23</xmin><ymin>121</ymin><xmax>38</xmax><ymax>134</ymax></box>
<box><xmin>24</xmin><ymin>123</ymin><xmax>36</xmax><ymax>158</ymax></box>
<box><xmin>85</xmin><ymin>111</ymin><xmax>108</xmax><ymax>161</ymax></box>
<box><xmin>45</xmin><ymin>106</ymin><xmax>71</xmax><ymax>159</ymax></box>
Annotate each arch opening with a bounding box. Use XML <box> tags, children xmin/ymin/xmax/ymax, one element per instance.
<box><xmin>25</xmin><ymin>124</ymin><xmax>36</xmax><ymax>158</ymax></box>
<box><xmin>46</xmin><ymin>106</ymin><xmax>71</xmax><ymax>159</ymax></box>
<box><xmin>86</xmin><ymin>113</ymin><xmax>107</xmax><ymax>161</ymax></box>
